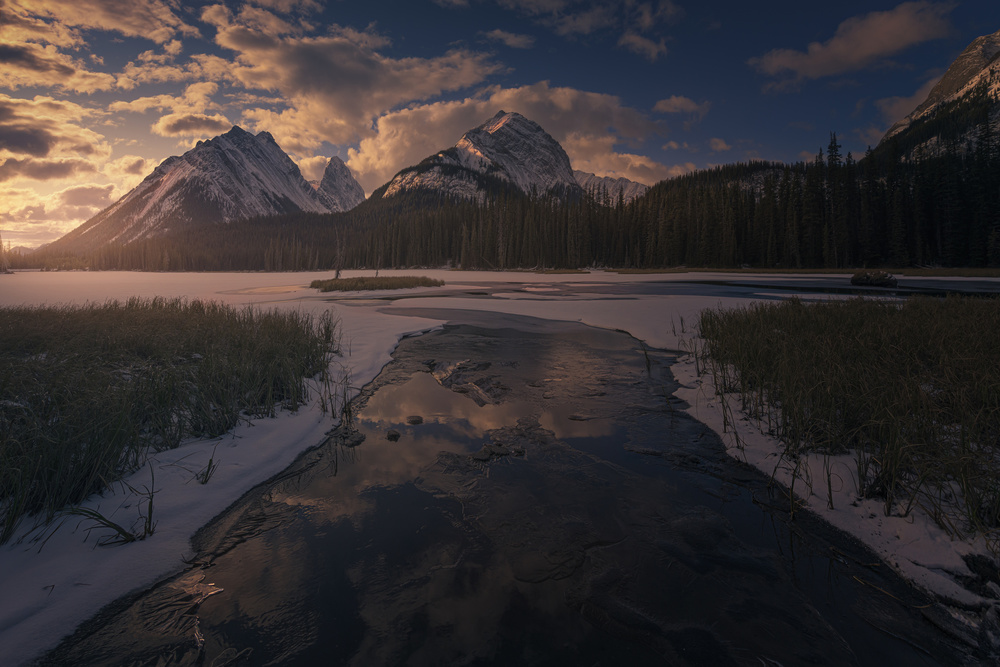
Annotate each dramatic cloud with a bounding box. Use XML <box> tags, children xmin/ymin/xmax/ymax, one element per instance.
<box><xmin>6</xmin><ymin>0</ymin><xmax>200</xmax><ymax>45</ymax></box>
<box><xmin>0</xmin><ymin>8</ymin><xmax>83</xmax><ymax>48</ymax></box>
<box><xmin>482</xmin><ymin>29</ymin><xmax>536</xmax><ymax>49</ymax></box>
<box><xmin>709</xmin><ymin>137</ymin><xmax>731</xmax><ymax>151</ymax></box>
<box><xmin>152</xmin><ymin>113</ymin><xmax>233</xmax><ymax>137</ymax></box>
<box><xmin>749</xmin><ymin>2</ymin><xmax>953</xmax><ymax>85</ymax></box>
<box><xmin>201</xmin><ymin>5</ymin><xmax>500</xmax><ymax>151</ymax></box>
<box><xmin>876</xmin><ymin>75</ymin><xmax>941</xmax><ymax>124</ymax></box>
<box><xmin>0</xmin><ymin>95</ymin><xmax>109</xmax><ymax>161</ymax></box>
<box><xmin>0</xmin><ymin>43</ymin><xmax>116</xmax><ymax>93</ymax></box>
<box><xmin>346</xmin><ymin>81</ymin><xmax>669</xmax><ymax>192</ymax></box>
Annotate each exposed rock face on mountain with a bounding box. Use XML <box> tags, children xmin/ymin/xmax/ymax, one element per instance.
<box><xmin>49</xmin><ymin>127</ymin><xmax>363</xmax><ymax>254</ymax></box>
<box><xmin>882</xmin><ymin>28</ymin><xmax>1000</xmax><ymax>143</ymax></box>
<box><xmin>377</xmin><ymin>111</ymin><xmax>583</xmax><ymax>201</ymax></box>
<box><xmin>573</xmin><ymin>170</ymin><xmax>649</xmax><ymax>203</ymax></box>
<box><xmin>316</xmin><ymin>156</ymin><xmax>366</xmax><ymax>212</ymax></box>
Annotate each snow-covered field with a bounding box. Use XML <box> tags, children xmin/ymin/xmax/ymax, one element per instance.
<box><xmin>0</xmin><ymin>269</ymin><xmax>994</xmax><ymax>663</ymax></box>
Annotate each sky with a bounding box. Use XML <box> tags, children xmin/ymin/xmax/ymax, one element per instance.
<box><xmin>1</xmin><ymin>0</ymin><xmax>998</xmax><ymax>248</ymax></box>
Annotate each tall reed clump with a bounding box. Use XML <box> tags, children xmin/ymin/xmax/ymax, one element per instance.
<box><xmin>0</xmin><ymin>297</ymin><xmax>339</xmax><ymax>544</ymax></box>
<box><xmin>310</xmin><ymin>276</ymin><xmax>444</xmax><ymax>292</ymax></box>
<box><xmin>698</xmin><ymin>296</ymin><xmax>1000</xmax><ymax>540</ymax></box>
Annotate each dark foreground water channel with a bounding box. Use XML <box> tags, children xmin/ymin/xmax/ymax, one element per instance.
<box><xmin>46</xmin><ymin>313</ymin><xmax>969</xmax><ymax>666</ymax></box>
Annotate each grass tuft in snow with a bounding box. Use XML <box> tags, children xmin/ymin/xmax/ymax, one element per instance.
<box><xmin>0</xmin><ymin>297</ymin><xmax>340</xmax><ymax>544</ymax></box>
<box><xmin>698</xmin><ymin>296</ymin><xmax>1000</xmax><ymax>541</ymax></box>
<box><xmin>310</xmin><ymin>276</ymin><xmax>444</xmax><ymax>292</ymax></box>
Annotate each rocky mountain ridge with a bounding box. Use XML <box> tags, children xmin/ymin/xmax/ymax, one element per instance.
<box><xmin>883</xmin><ymin>28</ymin><xmax>1000</xmax><ymax>144</ymax></box>
<box><xmin>47</xmin><ymin>127</ymin><xmax>364</xmax><ymax>254</ymax></box>
<box><xmin>377</xmin><ymin>111</ymin><xmax>585</xmax><ymax>201</ymax></box>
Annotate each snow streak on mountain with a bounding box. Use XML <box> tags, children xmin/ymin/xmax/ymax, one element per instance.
<box><xmin>51</xmin><ymin>127</ymin><xmax>364</xmax><ymax>254</ymax></box>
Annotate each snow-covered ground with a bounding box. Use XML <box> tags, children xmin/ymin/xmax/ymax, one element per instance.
<box><xmin>0</xmin><ymin>269</ymin><xmax>995</xmax><ymax>664</ymax></box>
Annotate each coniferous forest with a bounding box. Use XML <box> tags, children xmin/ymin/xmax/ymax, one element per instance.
<box><xmin>22</xmin><ymin>83</ymin><xmax>1000</xmax><ymax>272</ymax></box>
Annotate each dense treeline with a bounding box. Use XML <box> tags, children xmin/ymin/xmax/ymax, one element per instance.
<box><xmin>23</xmin><ymin>81</ymin><xmax>1000</xmax><ymax>272</ymax></box>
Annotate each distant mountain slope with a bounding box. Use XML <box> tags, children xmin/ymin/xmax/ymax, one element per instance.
<box><xmin>375</xmin><ymin>111</ymin><xmax>583</xmax><ymax>201</ymax></box>
<box><xmin>573</xmin><ymin>171</ymin><xmax>649</xmax><ymax>203</ymax></box>
<box><xmin>882</xmin><ymin>28</ymin><xmax>1000</xmax><ymax>146</ymax></box>
<box><xmin>47</xmin><ymin>127</ymin><xmax>363</xmax><ymax>255</ymax></box>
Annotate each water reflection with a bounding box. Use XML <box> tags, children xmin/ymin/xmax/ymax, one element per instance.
<box><xmin>43</xmin><ymin>321</ymin><xmax>962</xmax><ymax>666</ymax></box>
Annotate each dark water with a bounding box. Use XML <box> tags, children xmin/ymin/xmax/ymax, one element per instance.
<box><xmin>45</xmin><ymin>315</ymin><xmax>970</xmax><ymax>665</ymax></box>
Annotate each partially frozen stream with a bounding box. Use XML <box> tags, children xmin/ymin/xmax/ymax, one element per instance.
<box><xmin>42</xmin><ymin>311</ymin><xmax>963</xmax><ymax>665</ymax></box>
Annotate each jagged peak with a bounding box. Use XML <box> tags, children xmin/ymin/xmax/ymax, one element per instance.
<box><xmin>221</xmin><ymin>125</ymin><xmax>251</xmax><ymax>138</ymax></box>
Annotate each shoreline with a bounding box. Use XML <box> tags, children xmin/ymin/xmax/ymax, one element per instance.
<box><xmin>669</xmin><ymin>351</ymin><xmax>999</xmax><ymax>648</ymax></box>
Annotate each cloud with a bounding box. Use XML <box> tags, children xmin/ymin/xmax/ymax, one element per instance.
<box><xmin>854</xmin><ymin>126</ymin><xmax>888</xmax><ymax>148</ymax></box>
<box><xmin>59</xmin><ymin>184</ymin><xmax>115</xmax><ymax>208</ymax></box>
<box><xmin>199</xmin><ymin>5</ymin><xmax>500</xmax><ymax>151</ymax></box>
<box><xmin>482</xmin><ymin>29</ymin><xmax>536</xmax><ymax>49</ymax></box>
<box><xmin>497</xmin><ymin>0</ymin><xmax>679</xmax><ymax>49</ymax></box>
<box><xmin>653</xmin><ymin>95</ymin><xmax>710</xmax><ymax>120</ymax></box>
<box><xmin>2</xmin><ymin>182</ymin><xmax>120</xmax><ymax>246</ymax></box>
<box><xmin>875</xmin><ymin>75</ymin><xmax>941</xmax><ymax>124</ymax></box>
<box><xmin>0</xmin><ymin>157</ymin><xmax>98</xmax><ymax>182</ymax></box>
<box><xmin>709</xmin><ymin>137</ymin><xmax>731</xmax><ymax>152</ymax></box>
<box><xmin>249</xmin><ymin>0</ymin><xmax>323</xmax><ymax>12</ymax></box>
<box><xmin>295</xmin><ymin>155</ymin><xmax>333</xmax><ymax>182</ymax></box>
<box><xmin>151</xmin><ymin>113</ymin><xmax>233</xmax><ymax>137</ymax></box>
<box><xmin>137</xmin><ymin>39</ymin><xmax>184</xmax><ymax>64</ymax></box>
<box><xmin>0</xmin><ymin>10</ymin><xmax>83</xmax><ymax>48</ymax></box>
<box><xmin>346</xmin><ymin>81</ymin><xmax>668</xmax><ymax>191</ymax></box>
<box><xmin>6</xmin><ymin>0</ymin><xmax>200</xmax><ymax>44</ymax></box>
<box><xmin>662</xmin><ymin>140</ymin><xmax>693</xmax><ymax>151</ymax></box>
<box><xmin>618</xmin><ymin>32</ymin><xmax>667</xmax><ymax>61</ymax></box>
<box><xmin>553</xmin><ymin>5</ymin><xmax>614</xmax><ymax>35</ymax></box>
<box><xmin>111</xmin><ymin>82</ymin><xmax>221</xmax><ymax>115</ymax></box>
<box><xmin>0</xmin><ymin>95</ymin><xmax>110</xmax><ymax>161</ymax></box>
<box><xmin>749</xmin><ymin>2</ymin><xmax>953</xmax><ymax>85</ymax></box>
<box><xmin>0</xmin><ymin>42</ymin><xmax>116</xmax><ymax>93</ymax></box>
<box><xmin>498</xmin><ymin>0</ymin><xmax>569</xmax><ymax>15</ymax></box>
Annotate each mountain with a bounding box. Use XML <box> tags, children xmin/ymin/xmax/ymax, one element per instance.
<box><xmin>375</xmin><ymin>111</ymin><xmax>583</xmax><ymax>201</ymax></box>
<box><xmin>315</xmin><ymin>156</ymin><xmax>366</xmax><ymax>212</ymax></box>
<box><xmin>573</xmin><ymin>171</ymin><xmax>649</xmax><ymax>203</ymax></box>
<box><xmin>47</xmin><ymin>127</ymin><xmax>363</xmax><ymax>254</ymax></box>
<box><xmin>882</xmin><ymin>28</ymin><xmax>1000</xmax><ymax>146</ymax></box>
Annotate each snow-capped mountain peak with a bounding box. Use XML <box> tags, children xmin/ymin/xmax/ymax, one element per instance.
<box><xmin>380</xmin><ymin>111</ymin><xmax>582</xmax><ymax>201</ymax></box>
<box><xmin>48</xmin><ymin>126</ymin><xmax>364</xmax><ymax>254</ymax></box>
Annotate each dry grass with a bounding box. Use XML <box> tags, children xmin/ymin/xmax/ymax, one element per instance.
<box><xmin>698</xmin><ymin>296</ymin><xmax>1000</xmax><ymax>539</ymax></box>
<box><xmin>310</xmin><ymin>276</ymin><xmax>444</xmax><ymax>292</ymax></box>
<box><xmin>0</xmin><ymin>297</ymin><xmax>339</xmax><ymax>544</ymax></box>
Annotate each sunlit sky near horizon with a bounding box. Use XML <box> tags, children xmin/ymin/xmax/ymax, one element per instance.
<box><xmin>2</xmin><ymin>0</ymin><xmax>998</xmax><ymax>248</ymax></box>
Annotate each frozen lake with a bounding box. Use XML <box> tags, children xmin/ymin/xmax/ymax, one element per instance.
<box><xmin>1</xmin><ymin>269</ymin><xmax>997</xmax><ymax>664</ymax></box>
